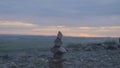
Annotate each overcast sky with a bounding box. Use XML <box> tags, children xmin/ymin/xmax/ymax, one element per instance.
<box><xmin>0</xmin><ymin>0</ymin><xmax>120</xmax><ymax>37</ymax></box>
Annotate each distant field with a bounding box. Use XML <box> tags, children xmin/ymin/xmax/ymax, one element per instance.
<box><xmin>0</xmin><ymin>35</ymin><xmax>54</xmax><ymax>52</ymax></box>
<box><xmin>0</xmin><ymin>34</ymin><xmax>119</xmax><ymax>53</ymax></box>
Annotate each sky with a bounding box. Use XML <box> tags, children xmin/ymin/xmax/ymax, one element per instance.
<box><xmin>0</xmin><ymin>0</ymin><xmax>120</xmax><ymax>37</ymax></box>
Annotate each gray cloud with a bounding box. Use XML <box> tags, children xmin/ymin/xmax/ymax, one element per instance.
<box><xmin>0</xmin><ymin>0</ymin><xmax>120</xmax><ymax>27</ymax></box>
<box><xmin>0</xmin><ymin>0</ymin><xmax>120</xmax><ymax>16</ymax></box>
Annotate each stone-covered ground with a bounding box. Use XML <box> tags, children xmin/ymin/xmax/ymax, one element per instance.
<box><xmin>0</xmin><ymin>44</ymin><xmax>120</xmax><ymax>68</ymax></box>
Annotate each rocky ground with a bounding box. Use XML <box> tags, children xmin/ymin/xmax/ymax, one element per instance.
<box><xmin>65</xmin><ymin>48</ymin><xmax>120</xmax><ymax>68</ymax></box>
<box><xmin>0</xmin><ymin>44</ymin><xmax>120</xmax><ymax>68</ymax></box>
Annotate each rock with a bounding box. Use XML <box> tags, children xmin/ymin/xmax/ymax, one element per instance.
<box><xmin>84</xmin><ymin>46</ymin><xmax>93</xmax><ymax>51</ymax></box>
<box><xmin>9</xmin><ymin>62</ymin><xmax>17</xmax><ymax>68</ymax></box>
<box><xmin>103</xmin><ymin>44</ymin><xmax>118</xmax><ymax>50</ymax></box>
<box><xmin>106</xmin><ymin>45</ymin><xmax>117</xmax><ymax>50</ymax></box>
<box><xmin>117</xmin><ymin>44</ymin><xmax>120</xmax><ymax>48</ymax></box>
<box><xmin>84</xmin><ymin>43</ymin><xmax>104</xmax><ymax>51</ymax></box>
<box><xmin>58</xmin><ymin>47</ymin><xmax>67</xmax><ymax>53</ymax></box>
<box><xmin>57</xmin><ymin>31</ymin><xmax>63</xmax><ymax>39</ymax></box>
<box><xmin>2</xmin><ymin>55</ymin><xmax>10</xmax><ymax>60</ymax></box>
<box><xmin>49</xmin><ymin>31</ymin><xmax>66</xmax><ymax>68</ymax></box>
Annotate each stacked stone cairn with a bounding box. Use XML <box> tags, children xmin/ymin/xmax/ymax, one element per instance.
<box><xmin>48</xmin><ymin>31</ymin><xmax>67</xmax><ymax>68</ymax></box>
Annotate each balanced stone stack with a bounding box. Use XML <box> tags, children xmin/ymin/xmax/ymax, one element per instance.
<box><xmin>49</xmin><ymin>31</ymin><xmax>67</xmax><ymax>68</ymax></box>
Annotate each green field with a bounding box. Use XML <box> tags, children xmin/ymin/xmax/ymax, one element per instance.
<box><xmin>0</xmin><ymin>34</ymin><xmax>119</xmax><ymax>53</ymax></box>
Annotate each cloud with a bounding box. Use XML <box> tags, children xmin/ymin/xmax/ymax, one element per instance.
<box><xmin>27</xmin><ymin>16</ymin><xmax>120</xmax><ymax>27</ymax></box>
<box><xmin>0</xmin><ymin>0</ymin><xmax>120</xmax><ymax>27</ymax></box>
<box><xmin>0</xmin><ymin>21</ymin><xmax>37</xmax><ymax>27</ymax></box>
<box><xmin>0</xmin><ymin>0</ymin><xmax>120</xmax><ymax>17</ymax></box>
<box><xmin>0</xmin><ymin>0</ymin><xmax>120</xmax><ymax>37</ymax></box>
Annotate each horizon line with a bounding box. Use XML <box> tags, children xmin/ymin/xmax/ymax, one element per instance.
<box><xmin>0</xmin><ymin>33</ymin><xmax>119</xmax><ymax>38</ymax></box>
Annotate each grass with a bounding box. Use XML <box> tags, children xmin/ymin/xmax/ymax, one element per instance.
<box><xmin>66</xmin><ymin>43</ymin><xmax>82</xmax><ymax>48</ymax></box>
<box><xmin>0</xmin><ymin>38</ymin><xmax>53</xmax><ymax>53</ymax></box>
<box><xmin>103</xmin><ymin>40</ymin><xmax>117</xmax><ymax>45</ymax></box>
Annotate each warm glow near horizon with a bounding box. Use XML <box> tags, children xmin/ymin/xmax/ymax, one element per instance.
<box><xmin>0</xmin><ymin>21</ymin><xmax>120</xmax><ymax>37</ymax></box>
